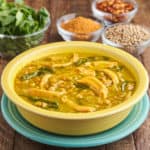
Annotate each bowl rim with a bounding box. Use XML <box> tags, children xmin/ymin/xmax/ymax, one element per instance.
<box><xmin>56</xmin><ymin>13</ymin><xmax>104</xmax><ymax>36</ymax></box>
<box><xmin>92</xmin><ymin>0</ymin><xmax>138</xmax><ymax>17</ymax></box>
<box><xmin>101</xmin><ymin>22</ymin><xmax>150</xmax><ymax>48</ymax></box>
<box><xmin>0</xmin><ymin>18</ymin><xmax>51</xmax><ymax>39</ymax></box>
<box><xmin>1</xmin><ymin>41</ymin><xmax>149</xmax><ymax>120</ymax></box>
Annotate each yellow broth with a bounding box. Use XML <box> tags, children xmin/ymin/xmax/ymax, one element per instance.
<box><xmin>14</xmin><ymin>53</ymin><xmax>136</xmax><ymax>113</ymax></box>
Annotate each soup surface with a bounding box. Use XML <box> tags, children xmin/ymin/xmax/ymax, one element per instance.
<box><xmin>15</xmin><ymin>53</ymin><xmax>136</xmax><ymax>113</ymax></box>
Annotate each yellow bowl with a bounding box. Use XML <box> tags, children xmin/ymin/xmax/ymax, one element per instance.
<box><xmin>1</xmin><ymin>42</ymin><xmax>149</xmax><ymax>135</ymax></box>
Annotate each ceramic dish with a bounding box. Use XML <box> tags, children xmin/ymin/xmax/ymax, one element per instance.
<box><xmin>1</xmin><ymin>94</ymin><xmax>149</xmax><ymax>148</ymax></box>
<box><xmin>1</xmin><ymin>42</ymin><xmax>149</xmax><ymax>135</ymax></box>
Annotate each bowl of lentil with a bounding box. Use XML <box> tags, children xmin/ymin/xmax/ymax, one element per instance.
<box><xmin>92</xmin><ymin>0</ymin><xmax>138</xmax><ymax>25</ymax></box>
<box><xmin>56</xmin><ymin>13</ymin><xmax>104</xmax><ymax>41</ymax></box>
<box><xmin>1</xmin><ymin>42</ymin><xmax>149</xmax><ymax>136</ymax></box>
<box><xmin>102</xmin><ymin>23</ymin><xmax>150</xmax><ymax>56</ymax></box>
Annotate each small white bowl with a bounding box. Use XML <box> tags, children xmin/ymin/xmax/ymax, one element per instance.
<box><xmin>56</xmin><ymin>13</ymin><xmax>104</xmax><ymax>41</ymax></box>
<box><xmin>92</xmin><ymin>0</ymin><xmax>138</xmax><ymax>25</ymax></box>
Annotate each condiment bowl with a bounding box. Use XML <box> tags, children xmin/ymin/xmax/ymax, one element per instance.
<box><xmin>1</xmin><ymin>42</ymin><xmax>149</xmax><ymax>135</ymax></box>
<box><xmin>102</xmin><ymin>23</ymin><xmax>150</xmax><ymax>56</ymax></box>
<box><xmin>92</xmin><ymin>0</ymin><xmax>138</xmax><ymax>25</ymax></box>
<box><xmin>56</xmin><ymin>13</ymin><xmax>104</xmax><ymax>41</ymax></box>
<box><xmin>0</xmin><ymin>19</ymin><xmax>50</xmax><ymax>59</ymax></box>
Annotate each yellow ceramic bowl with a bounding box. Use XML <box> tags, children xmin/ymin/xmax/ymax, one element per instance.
<box><xmin>1</xmin><ymin>42</ymin><xmax>149</xmax><ymax>136</ymax></box>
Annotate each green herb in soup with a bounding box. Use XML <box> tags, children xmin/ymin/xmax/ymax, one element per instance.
<box><xmin>14</xmin><ymin>53</ymin><xmax>136</xmax><ymax>113</ymax></box>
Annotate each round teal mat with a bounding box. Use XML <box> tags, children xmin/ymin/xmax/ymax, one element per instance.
<box><xmin>1</xmin><ymin>94</ymin><xmax>150</xmax><ymax>148</ymax></box>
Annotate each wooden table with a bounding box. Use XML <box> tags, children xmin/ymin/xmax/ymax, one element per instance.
<box><xmin>0</xmin><ymin>0</ymin><xmax>150</xmax><ymax>150</ymax></box>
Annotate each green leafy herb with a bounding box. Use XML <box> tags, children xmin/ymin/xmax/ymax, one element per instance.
<box><xmin>28</xmin><ymin>96</ymin><xmax>59</xmax><ymax>109</ymax></box>
<box><xmin>47</xmin><ymin>102</ymin><xmax>59</xmax><ymax>109</ymax></box>
<box><xmin>112</xmin><ymin>65</ymin><xmax>124</xmax><ymax>72</ymax></box>
<box><xmin>74</xmin><ymin>58</ymin><xmax>88</xmax><ymax>66</ymax></box>
<box><xmin>0</xmin><ymin>0</ymin><xmax>50</xmax><ymax>58</ymax></box>
<box><xmin>102</xmin><ymin>56</ymin><xmax>109</xmax><ymax>60</ymax></box>
<box><xmin>74</xmin><ymin>82</ymin><xmax>89</xmax><ymax>89</ymax></box>
<box><xmin>74</xmin><ymin>57</ymin><xmax>99</xmax><ymax>66</ymax></box>
<box><xmin>20</xmin><ymin>71</ymin><xmax>40</xmax><ymax>80</ymax></box>
<box><xmin>16</xmin><ymin>10</ymin><xmax>23</xmax><ymax>26</ymax></box>
<box><xmin>38</xmin><ymin>67</ymin><xmax>54</xmax><ymax>74</ymax></box>
<box><xmin>74</xmin><ymin>56</ymin><xmax>107</xmax><ymax>66</ymax></box>
<box><xmin>20</xmin><ymin>67</ymin><xmax>53</xmax><ymax>80</ymax></box>
<box><xmin>0</xmin><ymin>0</ymin><xmax>50</xmax><ymax>35</ymax></box>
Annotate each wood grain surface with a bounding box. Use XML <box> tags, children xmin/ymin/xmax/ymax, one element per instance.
<box><xmin>0</xmin><ymin>0</ymin><xmax>150</xmax><ymax>150</ymax></box>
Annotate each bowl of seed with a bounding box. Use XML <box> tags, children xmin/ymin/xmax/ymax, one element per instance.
<box><xmin>102</xmin><ymin>23</ymin><xmax>150</xmax><ymax>56</ymax></box>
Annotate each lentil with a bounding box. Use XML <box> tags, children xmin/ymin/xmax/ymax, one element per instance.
<box><xmin>105</xmin><ymin>24</ymin><xmax>150</xmax><ymax>55</ymax></box>
<box><xmin>15</xmin><ymin>53</ymin><xmax>136</xmax><ymax>113</ymax></box>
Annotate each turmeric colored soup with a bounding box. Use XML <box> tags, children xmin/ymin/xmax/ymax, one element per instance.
<box><xmin>14</xmin><ymin>53</ymin><xmax>136</xmax><ymax>113</ymax></box>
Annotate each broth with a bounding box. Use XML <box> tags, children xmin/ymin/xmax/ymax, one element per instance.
<box><xmin>14</xmin><ymin>53</ymin><xmax>136</xmax><ymax>113</ymax></box>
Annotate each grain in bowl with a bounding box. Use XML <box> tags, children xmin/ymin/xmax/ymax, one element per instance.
<box><xmin>102</xmin><ymin>23</ymin><xmax>150</xmax><ymax>55</ymax></box>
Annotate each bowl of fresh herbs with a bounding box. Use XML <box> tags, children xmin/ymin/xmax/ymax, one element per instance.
<box><xmin>0</xmin><ymin>0</ymin><xmax>50</xmax><ymax>58</ymax></box>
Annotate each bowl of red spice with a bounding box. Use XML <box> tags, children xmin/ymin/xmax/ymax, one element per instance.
<box><xmin>92</xmin><ymin>0</ymin><xmax>138</xmax><ymax>25</ymax></box>
<box><xmin>56</xmin><ymin>13</ymin><xmax>104</xmax><ymax>41</ymax></box>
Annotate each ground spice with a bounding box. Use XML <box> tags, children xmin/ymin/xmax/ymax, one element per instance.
<box><xmin>61</xmin><ymin>16</ymin><xmax>101</xmax><ymax>34</ymax></box>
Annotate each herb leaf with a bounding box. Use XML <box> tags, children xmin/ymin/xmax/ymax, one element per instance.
<box><xmin>38</xmin><ymin>67</ymin><xmax>54</xmax><ymax>74</ymax></box>
<box><xmin>74</xmin><ymin>57</ymin><xmax>96</xmax><ymax>66</ymax></box>
<box><xmin>47</xmin><ymin>102</ymin><xmax>59</xmax><ymax>109</ymax></box>
<box><xmin>20</xmin><ymin>67</ymin><xmax>54</xmax><ymax>80</ymax></box>
<box><xmin>74</xmin><ymin>82</ymin><xmax>89</xmax><ymax>89</ymax></box>
<box><xmin>28</xmin><ymin>96</ymin><xmax>59</xmax><ymax>109</ymax></box>
<box><xmin>112</xmin><ymin>65</ymin><xmax>124</xmax><ymax>72</ymax></box>
<box><xmin>74</xmin><ymin>58</ymin><xmax>89</xmax><ymax>66</ymax></box>
<box><xmin>20</xmin><ymin>71</ymin><xmax>40</xmax><ymax>80</ymax></box>
<box><xmin>16</xmin><ymin>10</ymin><xmax>23</xmax><ymax>26</ymax></box>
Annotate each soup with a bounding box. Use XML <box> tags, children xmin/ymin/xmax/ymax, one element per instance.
<box><xmin>14</xmin><ymin>53</ymin><xmax>136</xmax><ymax>113</ymax></box>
